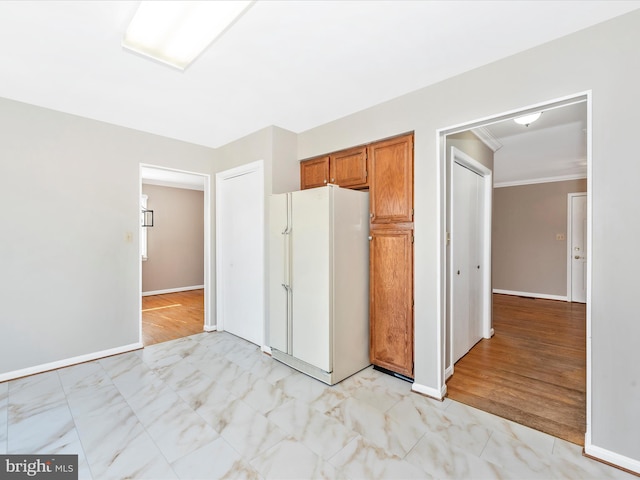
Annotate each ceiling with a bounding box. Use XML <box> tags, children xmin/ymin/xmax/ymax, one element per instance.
<box><xmin>479</xmin><ymin>101</ymin><xmax>588</xmax><ymax>186</ymax></box>
<box><xmin>0</xmin><ymin>1</ymin><xmax>638</xmax><ymax>153</ymax></box>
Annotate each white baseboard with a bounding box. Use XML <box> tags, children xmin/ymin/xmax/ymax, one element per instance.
<box><xmin>412</xmin><ymin>381</ymin><xmax>447</xmax><ymax>400</ymax></box>
<box><xmin>0</xmin><ymin>342</ymin><xmax>143</xmax><ymax>383</ymax></box>
<box><xmin>584</xmin><ymin>442</ymin><xmax>640</xmax><ymax>475</ymax></box>
<box><xmin>203</xmin><ymin>324</ymin><xmax>217</xmax><ymax>332</ymax></box>
<box><xmin>445</xmin><ymin>365</ymin><xmax>454</xmax><ymax>380</ymax></box>
<box><xmin>261</xmin><ymin>345</ymin><xmax>272</xmax><ymax>355</ymax></box>
<box><xmin>142</xmin><ymin>285</ymin><xmax>204</xmax><ymax>296</ymax></box>
<box><xmin>493</xmin><ymin>289</ymin><xmax>568</xmax><ymax>302</ymax></box>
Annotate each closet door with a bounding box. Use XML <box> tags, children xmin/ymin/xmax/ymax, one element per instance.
<box><xmin>451</xmin><ymin>162</ymin><xmax>482</xmax><ymax>364</ymax></box>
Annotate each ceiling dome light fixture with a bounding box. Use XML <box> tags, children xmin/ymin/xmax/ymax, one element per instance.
<box><xmin>514</xmin><ymin>111</ymin><xmax>542</xmax><ymax>127</ymax></box>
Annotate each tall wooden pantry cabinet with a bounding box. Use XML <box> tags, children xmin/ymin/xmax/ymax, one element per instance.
<box><xmin>299</xmin><ymin>132</ymin><xmax>415</xmax><ymax>379</ymax></box>
<box><xmin>368</xmin><ymin>134</ymin><xmax>414</xmax><ymax>378</ymax></box>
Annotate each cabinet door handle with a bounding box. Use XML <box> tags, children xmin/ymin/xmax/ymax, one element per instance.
<box><xmin>331</xmin><ymin>178</ymin><xmax>335</xmax><ymax>183</ymax></box>
<box><xmin>324</xmin><ymin>179</ymin><xmax>327</xmax><ymax>184</ymax></box>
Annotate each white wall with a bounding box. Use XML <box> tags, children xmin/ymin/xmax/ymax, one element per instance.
<box><xmin>0</xmin><ymin>97</ymin><xmax>214</xmax><ymax>377</ymax></box>
<box><xmin>296</xmin><ymin>10</ymin><xmax>640</xmax><ymax>469</ymax></box>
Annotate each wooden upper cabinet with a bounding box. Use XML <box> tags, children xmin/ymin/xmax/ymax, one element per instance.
<box><xmin>300</xmin><ymin>156</ymin><xmax>330</xmax><ymax>190</ymax></box>
<box><xmin>369</xmin><ymin>134</ymin><xmax>414</xmax><ymax>224</ymax></box>
<box><xmin>369</xmin><ymin>227</ymin><xmax>414</xmax><ymax>378</ymax></box>
<box><xmin>329</xmin><ymin>146</ymin><xmax>368</xmax><ymax>189</ymax></box>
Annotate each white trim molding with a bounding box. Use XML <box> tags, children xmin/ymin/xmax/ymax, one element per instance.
<box><xmin>142</xmin><ymin>285</ymin><xmax>204</xmax><ymax>296</ymax></box>
<box><xmin>412</xmin><ymin>381</ymin><xmax>447</xmax><ymax>400</ymax></box>
<box><xmin>584</xmin><ymin>443</ymin><xmax>640</xmax><ymax>476</ymax></box>
<box><xmin>203</xmin><ymin>324</ymin><xmax>217</xmax><ymax>332</ymax></box>
<box><xmin>493</xmin><ymin>289</ymin><xmax>567</xmax><ymax>302</ymax></box>
<box><xmin>0</xmin><ymin>342</ymin><xmax>143</xmax><ymax>383</ymax></box>
<box><xmin>494</xmin><ymin>173</ymin><xmax>586</xmax><ymax>188</ymax></box>
<box><xmin>470</xmin><ymin>126</ymin><xmax>503</xmax><ymax>152</ymax></box>
<box><xmin>445</xmin><ymin>365</ymin><xmax>454</xmax><ymax>380</ymax></box>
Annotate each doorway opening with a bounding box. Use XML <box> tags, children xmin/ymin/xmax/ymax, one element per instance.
<box><xmin>139</xmin><ymin>164</ymin><xmax>212</xmax><ymax>346</ymax></box>
<box><xmin>439</xmin><ymin>92</ymin><xmax>591</xmax><ymax>445</ymax></box>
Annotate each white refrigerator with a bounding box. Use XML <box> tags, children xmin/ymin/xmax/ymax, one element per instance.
<box><xmin>268</xmin><ymin>185</ymin><xmax>370</xmax><ymax>385</ymax></box>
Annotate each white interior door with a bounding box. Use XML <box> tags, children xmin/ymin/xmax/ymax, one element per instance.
<box><xmin>451</xmin><ymin>161</ymin><xmax>483</xmax><ymax>364</ymax></box>
<box><xmin>216</xmin><ymin>161</ymin><xmax>264</xmax><ymax>346</ymax></box>
<box><xmin>569</xmin><ymin>193</ymin><xmax>587</xmax><ymax>303</ymax></box>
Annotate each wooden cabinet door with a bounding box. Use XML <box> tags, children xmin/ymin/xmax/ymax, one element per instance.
<box><xmin>300</xmin><ymin>156</ymin><xmax>330</xmax><ymax>190</ymax></box>
<box><xmin>369</xmin><ymin>227</ymin><xmax>414</xmax><ymax>378</ymax></box>
<box><xmin>369</xmin><ymin>134</ymin><xmax>413</xmax><ymax>224</ymax></box>
<box><xmin>329</xmin><ymin>146</ymin><xmax>368</xmax><ymax>189</ymax></box>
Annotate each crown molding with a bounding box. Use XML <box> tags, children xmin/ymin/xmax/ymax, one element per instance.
<box><xmin>494</xmin><ymin>173</ymin><xmax>587</xmax><ymax>188</ymax></box>
<box><xmin>471</xmin><ymin>127</ymin><xmax>503</xmax><ymax>152</ymax></box>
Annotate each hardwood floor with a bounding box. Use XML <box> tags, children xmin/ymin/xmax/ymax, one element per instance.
<box><xmin>446</xmin><ymin>294</ymin><xmax>586</xmax><ymax>445</ymax></box>
<box><xmin>142</xmin><ymin>289</ymin><xmax>204</xmax><ymax>346</ymax></box>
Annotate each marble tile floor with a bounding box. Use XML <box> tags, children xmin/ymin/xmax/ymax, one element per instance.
<box><xmin>0</xmin><ymin>331</ymin><xmax>635</xmax><ymax>480</ymax></box>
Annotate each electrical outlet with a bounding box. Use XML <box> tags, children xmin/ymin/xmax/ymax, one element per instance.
<box><xmin>556</xmin><ymin>233</ymin><xmax>565</xmax><ymax>241</ymax></box>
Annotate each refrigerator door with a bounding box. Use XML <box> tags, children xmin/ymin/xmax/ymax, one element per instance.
<box><xmin>268</xmin><ymin>193</ymin><xmax>289</xmax><ymax>354</ymax></box>
<box><xmin>291</xmin><ymin>187</ymin><xmax>332</xmax><ymax>372</ymax></box>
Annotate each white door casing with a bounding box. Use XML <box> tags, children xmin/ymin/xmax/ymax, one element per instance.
<box><xmin>216</xmin><ymin>160</ymin><xmax>264</xmax><ymax>346</ymax></box>
<box><xmin>568</xmin><ymin>192</ymin><xmax>587</xmax><ymax>303</ymax></box>
<box><xmin>436</xmin><ymin>93</ymin><xmax>591</xmax><ymax>449</ymax></box>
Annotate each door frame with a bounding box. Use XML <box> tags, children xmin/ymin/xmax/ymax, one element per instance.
<box><xmin>215</xmin><ymin>159</ymin><xmax>265</xmax><ymax>346</ymax></box>
<box><xmin>567</xmin><ymin>192</ymin><xmax>587</xmax><ymax>302</ymax></box>
<box><xmin>436</xmin><ymin>91</ymin><xmax>592</xmax><ymax>445</ymax></box>
<box><xmin>139</xmin><ymin>164</ymin><xmax>213</xmax><ymax>339</ymax></box>
<box><xmin>448</xmin><ymin>147</ymin><xmax>493</xmax><ymax>378</ymax></box>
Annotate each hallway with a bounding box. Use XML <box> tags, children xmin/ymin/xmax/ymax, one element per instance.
<box><xmin>446</xmin><ymin>294</ymin><xmax>586</xmax><ymax>445</ymax></box>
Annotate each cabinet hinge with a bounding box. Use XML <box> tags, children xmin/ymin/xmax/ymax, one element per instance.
<box><xmin>411</xmin><ymin>208</ymin><xmax>414</xmax><ymax>219</ymax></box>
<box><xmin>365</xmin><ymin>170</ymin><xmax>368</xmax><ymax>179</ymax></box>
<box><xmin>411</xmin><ymin>235</ymin><xmax>414</xmax><ymax>244</ymax></box>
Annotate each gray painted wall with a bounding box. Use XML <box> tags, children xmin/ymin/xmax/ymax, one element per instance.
<box><xmin>141</xmin><ymin>184</ymin><xmax>204</xmax><ymax>293</ymax></box>
<box><xmin>296</xmin><ymin>10</ymin><xmax>640</xmax><ymax>465</ymax></box>
<box><xmin>0</xmin><ymin>97</ymin><xmax>213</xmax><ymax>374</ymax></box>
<box><xmin>493</xmin><ymin>179</ymin><xmax>587</xmax><ymax>297</ymax></box>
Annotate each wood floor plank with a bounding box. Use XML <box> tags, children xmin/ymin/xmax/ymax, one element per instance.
<box><xmin>142</xmin><ymin>289</ymin><xmax>204</xmax><ymax>346</ymax></box>
<box><xmin>446</xmin><ymin>294</ymin><xmax>586</xmax><ymax>445</ymax></box>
